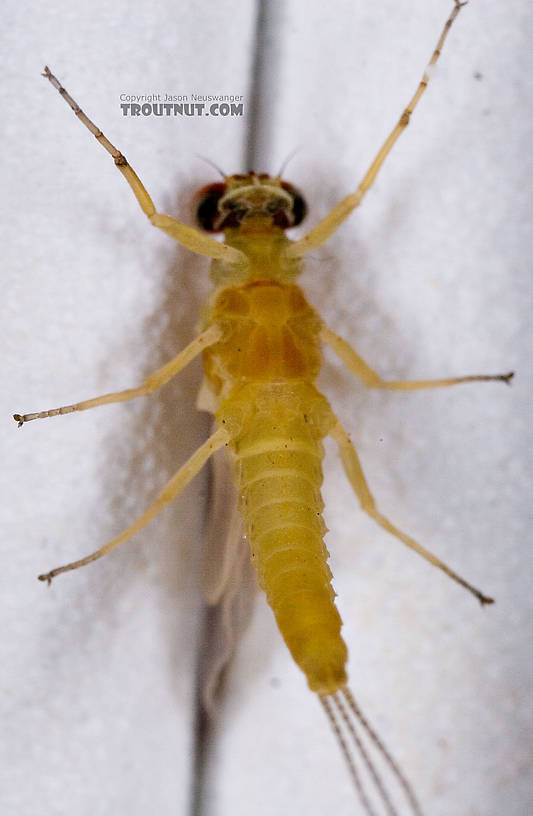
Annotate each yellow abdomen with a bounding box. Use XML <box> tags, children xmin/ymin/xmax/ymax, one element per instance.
<box><xmin>205</xmin><ymin>280</ymin><xmax>348</xmax><ymax>694</ymax></box>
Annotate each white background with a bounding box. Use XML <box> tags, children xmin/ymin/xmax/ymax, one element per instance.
<box><xmin>2</xmin><ymin>1</ymin><xmax>531</xmax><ymax>815</ymax></box>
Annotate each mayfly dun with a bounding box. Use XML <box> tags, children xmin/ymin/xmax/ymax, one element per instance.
<box><xmin>13</xmin><ymin>2</ymin><xmax>513</xmax><ymax>813</ymax></box>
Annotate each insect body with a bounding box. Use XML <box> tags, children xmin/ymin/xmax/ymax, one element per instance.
<box><xmin>15</xmin><ymin>3</ymin><xmax>513</xmax><ymax>813</ymax></box>
<box><xmin>203</xmin><ymin>222</ymin><xmax>345</xmax><ymax>694</ymax></box>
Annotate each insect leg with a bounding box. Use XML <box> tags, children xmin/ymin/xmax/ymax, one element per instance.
<box><xmin>287</xmin><ymin>1</ymin><xmax>466</xmax><ymax>259</ymax></box>
<box><xmin>329</xmin><ymin>418</ymin><xmax>494</xmax><ymax>605</ymax></box>
<box><xmin>320</xmin><ymin>323</ymin><xmax>514</xmax><ymax>390</ymax></box>
<box><xmin>38</xmin><ymin>426</ymin><xmax>230</xmax><ymax>583</ymax></box>
<box><xmin>14</xmin><ymin>323</ymin><xmax>223</xmax><ymax>427</ymax></box>
<box><xmin>42</xmin><ymin>67</ymin><xmax>246</xmax><ymax>267</ymax></box>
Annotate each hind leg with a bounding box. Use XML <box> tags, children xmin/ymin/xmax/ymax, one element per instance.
<box><xmin>329</xmin><ymin>418</ymin><xmax>493</xmax><ymax>605</ymax></box>
<box><xmin>39</xmin><ymin>426</ymin><xmax>230</xmax><ymax>583</ymax></box>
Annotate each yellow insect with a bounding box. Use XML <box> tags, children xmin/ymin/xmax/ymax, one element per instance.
<box><xmin>14</xmin><ymin>2</ymin><xmax>513</xmax><ymax>813</ymax></box>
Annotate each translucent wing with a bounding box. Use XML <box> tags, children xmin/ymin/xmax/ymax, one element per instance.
<box><xmin>196</xmin><ymin>382</ymin><xmax>258</xmax><ymax>715</ymax></box>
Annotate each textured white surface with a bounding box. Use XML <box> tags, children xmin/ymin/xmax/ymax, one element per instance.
<box><xmin>2</xmin><ymin>1</ymin><xmax>531</xmax><ymax>815</ymax></box>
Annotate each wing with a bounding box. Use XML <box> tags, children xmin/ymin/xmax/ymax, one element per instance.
<box><xmin>196</xmin><ymin>381</ymin><xmax>258</xmax><ymax>716</ymax></box>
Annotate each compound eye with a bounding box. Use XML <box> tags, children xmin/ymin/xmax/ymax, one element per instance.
<box><xmin>195</xmin><ymin>183</ymin><xmax>226</xmax><ymax>231</ymax></box>
<box><xmin>280</xmin><ymin>182</ymin><xmax>307</xmax><ymax>227</ymax></box>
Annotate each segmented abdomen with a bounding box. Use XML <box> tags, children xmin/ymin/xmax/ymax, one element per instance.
<box><xmin>218</xmin><ymin>380</ymin><xmax>348</xmax><ymax>694</ymax></box>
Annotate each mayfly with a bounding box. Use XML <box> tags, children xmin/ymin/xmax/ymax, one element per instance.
<box><xmin>14</xmin><ymin>2</ymin><xmax>513</xmax><ymax>813</ymax></box>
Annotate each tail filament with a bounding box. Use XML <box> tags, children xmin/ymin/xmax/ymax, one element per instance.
<box><xmin>319</xmin><ymin>689</ymin><xmax>424</xmax><ymax>816</ymax></box>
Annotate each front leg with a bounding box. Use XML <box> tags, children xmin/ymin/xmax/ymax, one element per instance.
<box><xmin>285</xmin><ymin>2</ymin><xmax>467</xmax><ymax>259</ymax></box>
<box><xmin>42</xmin><ymin>68</ymin><xmax>246</xmax><ymax>267</ymax></box>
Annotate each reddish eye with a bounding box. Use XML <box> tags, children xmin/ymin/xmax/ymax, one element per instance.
<box><xmin>195</xmin><ymin>183</ymin><xmax>227</xmax><ymax>232</ymax></box>
<box><xmin>280</xmin><ymin>182</ymin><xmax>307</xmax><ymax>228</ymax></box>
<box><xmin>194</xmin><ymin>179</ymin><xmax>307</xmax><ymax>231</ymax></box>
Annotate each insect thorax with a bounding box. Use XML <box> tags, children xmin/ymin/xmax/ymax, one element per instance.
<box><xmin>208</xmin><ymin>220</ymin><xmax>303</xmax><ymax>287</ymax></box>
<box><xmin>202</xmin><ymin>280</ymin><xmax>323</xmax><ymax>395</ymax></box>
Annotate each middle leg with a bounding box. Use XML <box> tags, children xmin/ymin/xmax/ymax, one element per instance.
<box><xmin>14</xmin><ymin>323</ymin><xmax>223</xmax><ymax>427</ymax></box>
<box><xmin>320</xmin><ymin>323</ymin><xmax>513</xmax><ymax>391</ymax></box>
